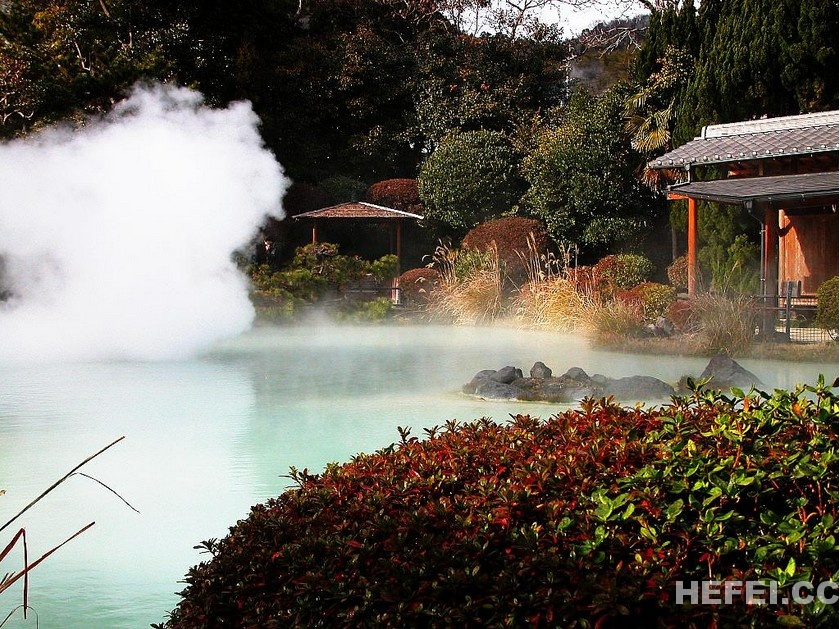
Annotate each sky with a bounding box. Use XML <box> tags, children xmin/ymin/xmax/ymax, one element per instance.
<box><xmin>550</xmin><ymin>0</ymin><xmax>649</xmax><ymax>35</ymax></box>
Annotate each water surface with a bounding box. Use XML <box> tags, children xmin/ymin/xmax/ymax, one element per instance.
<box><xmin>0</xmin><ymin>325</ymin><xmax>834</xmax><ymax>627</ymax></box>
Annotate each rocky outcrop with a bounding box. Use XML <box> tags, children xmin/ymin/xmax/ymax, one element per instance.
<box><xmin>463</xmin><ymin>363</ymin><xmax>675</xmax><ymax>403</ymax></box>
<box><xmin>696</xmin><ymin>354</ymin><xmax>762</xmax><ymax>390</ymax></box>
<box><xmin>463</xmin><ymin>356</ymin><xmax>762</xmax><ymax>403</ymax></box>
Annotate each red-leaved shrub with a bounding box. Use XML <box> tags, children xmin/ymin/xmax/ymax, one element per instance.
<box><xmin>163</xmin><ymin>385</ymin><xmax>838</xmax><ymax>628</ymax></box>
<box><xmin>397</xmin><ymin>267</ymin><xmax>441</xmax><ymax>305</ymax></box>
<box><xmin>461</xmin><ymin>217</ymin><xmax>550</xmax><ymax>281</ymax></box>
<box><xmin>667</xmin><ymin>298</ymin><xmax>693</xmax><ymax>332</ymax></box>
<box><xmin>364</xmin><ymin>179</ymin><xmax>424</xmax><ymax>215</ymax></box>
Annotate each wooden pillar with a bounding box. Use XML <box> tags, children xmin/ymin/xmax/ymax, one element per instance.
<box><xmin>777</xmin><ymin>210</ymin><xmax>787</xmax><ymax>288</ymax></box>
<box><xmin>687</xmin><ymin>196</ymin><xmax>698</xmax><ymax>296</ymax></box>
<box><xmin>396</xmin><ymin>221</ymin><xmax>403</xmax><ymax>275</ymax></box>
<box><xmin>764</xmin><ymin>207</ymin><xmax>779</xmax><ymax>297</ymax></box>
<box><xmin>311</xmin><ymin>222</ymin><xmax>318</xmax><ymax>244</ymax></box>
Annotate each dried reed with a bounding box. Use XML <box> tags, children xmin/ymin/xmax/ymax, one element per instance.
<box><xmin>688</xmin><ymin>291</ymin><xmax>758</xmax><ymax>355</ymax></box>
<box><xmin>426</xmin><ymin>242</ymin><xmax>504</xmax><ymax>324</ymax></box>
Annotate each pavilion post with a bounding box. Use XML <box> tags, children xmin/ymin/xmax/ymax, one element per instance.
<box><xmin>396</xmin><ymin>222</ymin><xmax>402</xmax><ymax>275</ymax></box>
<box><xmin>764</xmin><ymin>207</ymin><xmax>779</xmax><ymax>297</ymax></box>
<box><xmin>687</xmin><ymin>197</ymin><xmax>698</xmax><ymax>296</ymax></box>
<box><xmin>311</xmin><ymin>222</ymin><xmax>318</xmax><ymax>244</ymax></box>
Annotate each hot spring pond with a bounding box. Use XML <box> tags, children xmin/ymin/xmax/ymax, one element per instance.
<box><xmin>0</xmin><ymin>325</ymin><xmax>835</xmax><ymax>627</ymax></box>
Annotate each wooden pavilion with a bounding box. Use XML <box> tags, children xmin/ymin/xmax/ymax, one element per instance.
<box><xmin>293</xmin><ymin>201</ymin><xmax>424</xmax><ymax>276</ymax></box>
<box><xmin>649</xmin><ymin>111</ymin><xmax>839</xmax><ymax>299</ymax></box>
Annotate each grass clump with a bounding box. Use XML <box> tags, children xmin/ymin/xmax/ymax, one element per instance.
<box><xmin>425</xmin><ymin>243</ymin><xmax>504</xmax><ymax>324</ymax></box>
<box><xmin>688</xmin><ymin>291</ymin><xmax>759</xmax><ymax>355</ymax></box>
<box><xmin>162</xmin><ymin>381</ymin><xmax>839</xmax><ymax>628</ymax></box>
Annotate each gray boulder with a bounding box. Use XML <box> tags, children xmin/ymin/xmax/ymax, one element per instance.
<box><xmin>699</xmin><ymin>355</ymin><xmax>762</xmax><ymax>390</ymax></box>
<box><xmin>530</xmin><ymin>361</ymin><xmax>552</xmax><ymax>379</ymax></box>
<box><xmin>603</xmin><ymin>375</ymin><xmax>675</xmax><ymax>400</ymax></box>
<box><xmin>474</xmin><ymin>379</ymin><xmax>524</xmax><ymax>400</ymax></box>
<box><xmin>564</xmin><ymin>367</ymin><xmax>589</xmax><ymax>381</ymax></box>
<box><xmin>490</xmin><ymin>366</ymin><xmax>523</xmax><ymax>384</ymax></box>
<box><xmin>462</xmin><ymin>369</ymin><xmax>497</xmax><ymax>394</ymax></box>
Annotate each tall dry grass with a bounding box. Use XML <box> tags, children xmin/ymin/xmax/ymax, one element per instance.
<box><xmin>425</xmin><ymin>243</ymin><xmax>504</xmax><ymax>324</ymax></box>
<box><xmin>511</xmin><ymin>235</ymin><xmax>601</xmax><ymax>331</ymax></box>
<box><xmin>511</xmin><ymin>278</ymin><xmax>595</xmax><ymax>331</ymax></box>
<box><xmin>583</xmin><ymin>298</ymin><xmax>645</xmax><ymax>344</ymax></box>
<box><xmin>688</xmin><ymin>291</ymin><xmax>759</xmax><ymax>355</ymax></box>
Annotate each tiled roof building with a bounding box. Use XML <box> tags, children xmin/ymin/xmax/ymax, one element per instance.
<box><xmin>649</xmin><ymin>111</ymin><xmax>838</xmax><ymax>301</ymax></box>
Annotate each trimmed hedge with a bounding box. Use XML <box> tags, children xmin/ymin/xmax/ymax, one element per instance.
<box><xmin>364</xmin><ymin>179</ymin><xmax>423</xmax><ymax>215</ymax></box>
<box><xmin>461</xmin><ymin>216</ymin><xmax>550</xmax><ymax>281</ymax></box>
<box><xmin>397</xmin><ymin>268</ymin><xmax>441</xmax><ymax>305</ymax></box>
<box><xmin>163</xmin><ymin>382</ymin><xmax>838</xmax><ymax>628</ymax></box>
<box><xmin>593</xmin><ymin>254</ymin><xmax>655</xmax><ymax>293</ymax></box>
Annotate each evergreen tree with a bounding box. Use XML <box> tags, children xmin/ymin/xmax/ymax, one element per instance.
<box><xmin>685</xmin><ymin>0</ymin><xmax>838</xmax><ymax>130</ymax></box>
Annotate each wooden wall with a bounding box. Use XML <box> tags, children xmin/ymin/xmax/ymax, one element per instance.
<box><xmin>779</xmin><ymin>210</ymin><xmax>839</xmax><ymax>294</ymax></box>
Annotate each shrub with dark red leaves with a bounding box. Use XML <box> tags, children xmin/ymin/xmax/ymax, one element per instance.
<box><xmin>364</xmin><ymin>179</ymin><xmax>424</xmax><ymax>215</ymax></box>
<box><xmin>397</xmin><ymin>267</ymin><xmax>441</xmax><ymax>305</ymax></box>
<box><xmin>461</xmin><ymin>217</ymin><xmax>550</xmax><ymax>281</ymax></box>
<box><xmin>667</xmin><ymin>298</ymin><xmax>693</xmax><ymax>332</ymax></box>
<box><xmin>667</xmin><ymin>255</ymin><xmax>689</xmax><ymax>293</ymax></box>
<box><xmin>163</xmin><ymin>382</ymin><xmax>838</xmax><ymax>628</ymax></box>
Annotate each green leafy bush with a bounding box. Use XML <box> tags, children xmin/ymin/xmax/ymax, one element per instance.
<box><xmin>634</xmin><ymin>281</ymin><xmax>677</xmax><ymax>319</ymax></box>
<box><xmin>250</xmin><ymin>244</ymin><xmax>398</xmax><ymax>315</ymax></box>
<box><xmin>520</xmin><ymin>87</ymin><xmax>659</xmax><ymax>256</ymax></box>
<box><xmin>335</xmin><ymin>297</ymin><xmax>393</xmax><ymax>323</ymax></box>
<box><xmin>594</xmin><ymin>253</ymin><xmax>655</xmax><ymax>293</ymax></box>
<box><xmin>163</xmin><ymin>381</ymin><xmax>838</xmax><ymax>628</ymax></box>
<box><xmin>816</xmin><ymin>276</ymin><xmax>838</xmax><ymax>338</ymax></box>
<box><xmin>417</xmin><ymin>130</ymin><xmax>525</xmax><ymax>238</ymax></box>
<box><xmin>700</xmin><ymin>233</ymin><xmax>760</xmax><ymax>295</ymax></box>
<box><xmin>317</xmin><ymin>175</ymin><xmax>368</xmax><ymax>204</ymax></box>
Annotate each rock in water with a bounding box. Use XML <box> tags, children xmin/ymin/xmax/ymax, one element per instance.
<box><xmin>699</xmin><ymin>355</ymin><xmax>762</xmax><ymax>390</ymax></box>
<box><xmin>490</xmin><ymin>366</ymin><xmax>523</xmax><ymax>384</ymax></box>
<box><xmin>474</xmin><ymin>379</ymin><xmax>524</xmax><ymax>400</ymax></box>
<box><xmin>604</xmin><ymin>376</ymin><xmax>675</xmax><ymax>400</ymax></box>
<box><xmin>530</xmin><ymin>361</ymin><xmax>552</xmax><ymax>379</ymax></box>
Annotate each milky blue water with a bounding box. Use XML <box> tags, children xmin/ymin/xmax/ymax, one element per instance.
<box><xmin>0</xmin><ymin>325</ymin><xmax>834</xmax><ymax>628</ymax></box>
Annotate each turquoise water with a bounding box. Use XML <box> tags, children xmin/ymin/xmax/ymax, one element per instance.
<box><xmin>0</xmin><ymin>325</ymin><xmax>835</xmax><ymax>628</ymax></box>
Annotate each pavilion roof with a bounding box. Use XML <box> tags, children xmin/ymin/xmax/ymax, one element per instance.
<box><xmin>649</xmin><ymin>110</ymin><xmax>839</xmax><ymax>170</ymax></box>
<box><xmin>668</xmin><ymin>171</ymin><xmax>839</xmax><ymax>206</ymax></box>
<box><xmin>294</xmin><ymin>201</ymin><xmax>423</xmax><ymax>220</ymax></box>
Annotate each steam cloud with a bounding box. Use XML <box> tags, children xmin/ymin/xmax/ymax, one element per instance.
<box><xmin>0</xmin><ymin>84</ymin><xmax>288</xmax><ymax>361</ymax></box>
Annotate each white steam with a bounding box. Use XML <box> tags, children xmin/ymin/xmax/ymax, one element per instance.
<box><xmin>0</xmin><ymin>84</ymin><xmax>288</xmax><ymax>362</ymax></box>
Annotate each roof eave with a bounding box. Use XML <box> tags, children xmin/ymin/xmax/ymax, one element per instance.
<box><xmin>648</xmin><ymin>146</ymin><xmax>839</xmax><ymax>170</ymax></box>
